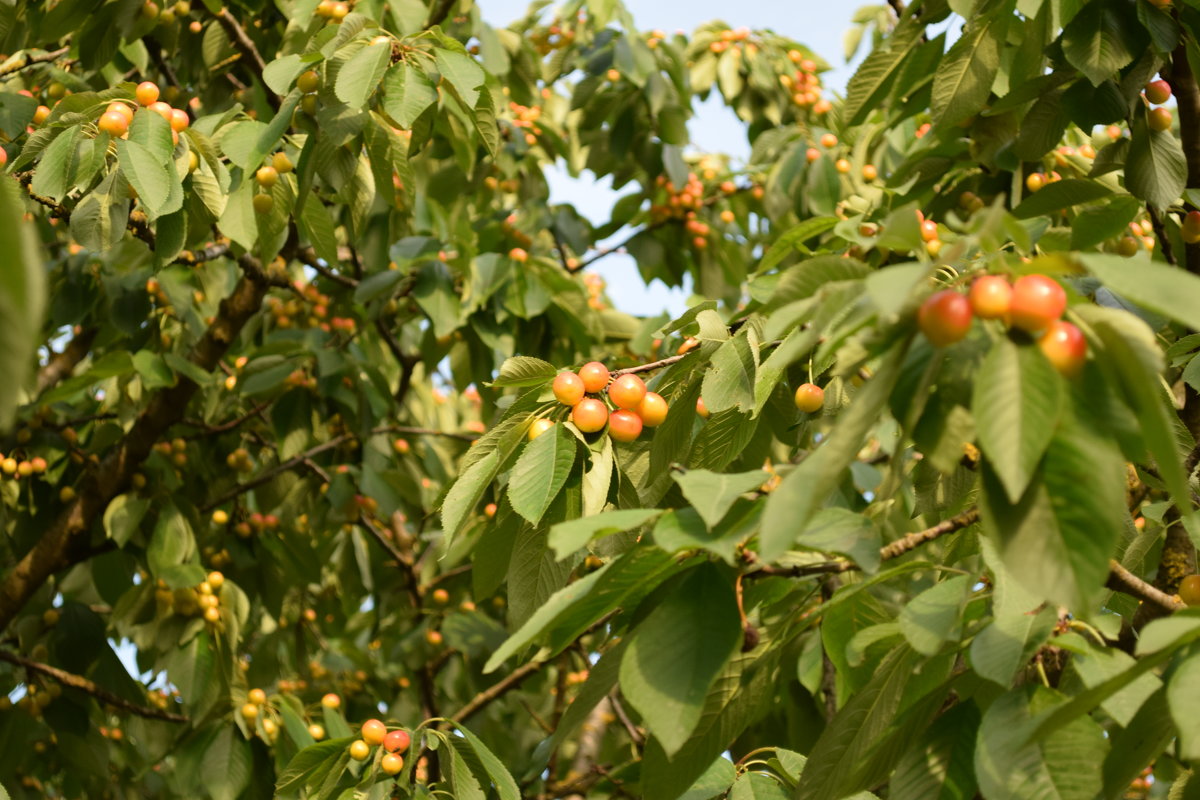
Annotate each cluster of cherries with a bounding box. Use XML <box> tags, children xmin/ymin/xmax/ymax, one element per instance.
<box><xmin>530</xmin><ymin>362</ymin><xmax>669</xmax><ymax>443</ymax></box>
<box><xmin>347</xmin><ymin>717</ymin><xmax>412</xmax><ymax>776</ymax></box>
<box><xmin>507</xmin><ymin>101</ymin><xmax>543</xmax><ymax>147</ymax></box>
<box><xmin>782</xmin><ymin>50</ymin><xmax>830</xmax><ymax>114</ymax></box>
<box><xmin>917</xmin><ymin>273</ymin><xmax>1086</xmax><ymax>376</ymax></box>
<box><xmin>96</xmin><ymin>81</ymin><xmax>189</xmax><ymax>143</ymax></box>
<box><xmin>1144</xmin><ymin>78</ymin><xmax>1175</xmax><ymax>132</ymax></box>
<box><xmin>153</xmin><ymin>570</ymin><xmax>226</xmax><ymax>624</ymax></box>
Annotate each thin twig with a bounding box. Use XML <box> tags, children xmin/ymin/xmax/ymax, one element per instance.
<box><xmin>610</xmin><ymin>353</ymin><xmax>690</xmax><ymax>376</ymax></box>
<box><xmin>0</xmin><ymin>47</ymin><xmax>70</xmax><ymax>78</ymax></box>
<box><xmin>0</xmin><ymin>650</ymin><xmax>188</xmax><ymax>722</ymax></box>
<box><xmin>182</xmin><ymin>400</ymin><xmax>272</xmax><ymax>437</ymax></box>
<box><xmin>214</xmin><ymin>9</ymin><xmax>278</xmax><ymax>109</ymax></box>
<box><xmin>199</xmin><ymin>434</ymin><xmax>352</xmax><ymax>511</ymax></box>
<box><xmin>450</xmin><ymin>661</ymin><xmax>543</xmax><ymax>723</ymax></box>
<box><xmin>1147</xmin><ymin>207</ymin><xmax>1176</xmax><ymax>267</ymax></box>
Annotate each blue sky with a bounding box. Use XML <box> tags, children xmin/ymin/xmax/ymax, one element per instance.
<box><xmin>483</xmin><ymin>1</ymin><xmax>865</xmax><ymax>317</ymax></box>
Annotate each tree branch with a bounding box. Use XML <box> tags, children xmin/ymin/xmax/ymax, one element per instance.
<box><xmin>0</xmin><ymin>649</ymin><xmax>188</xmax><ymax>722</ymax></box>
<box><xmin>610</xmin><ymin>353</ymin><xmax>690</xmax><ymax>376</ymax></box>
<box><xmin>449</xmin><ymin>660</ymin><xmax>542</xmax><ymax>723</ymax></box>
<box><xmin>214</xmin><ymin>9</ymin><xmax>279</xmax><ymax>110</ymax></box>
<box><xmin>0</xmin><ymin>47</ymin><xmax>70</xmax><ymax>78</ymax></box>
<box><xmin>1106</xmin><ymin>560</ymin><xmax>1185</xmax><ymax>615</ymax></box>
<box><xmin>0</xmin><ymin>258</ymin><xmax>271</xmax><ymax>632</ymax></box>
<box><xmin>200</xmin><ymin>434</ymin><xmax>352</xmax><ymax>512</ymax></box>
<box><xmin>37</xmin><ymin>327</ymin><xmax>97</xmax><ymax>394</ymax></box>
<box><xmin>182</xmin><ymin>399</ymin><xmax>272</xmax><ymax>437</ymax></box>
<box><xmin>878</xmin><ymin>507</ymin><xmax>980</xmax><ymax>560</ymax></box>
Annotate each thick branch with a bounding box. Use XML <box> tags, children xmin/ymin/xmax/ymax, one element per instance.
<box><xmin>0</xmin><ymin>262</ymin><xmax>270</xmax><ymax>632</ymax></box>
<box><xmin>0</xmin><ymin>650</ymin><xmax>188</xmax><ymax>722</ymax></box>
<box><xmin>37</xmin><ymin>327</ymin><xmax>98</xmax><ymax>394</ymax></box>
<box><xmin>0</xmin><ymin>47</ymin><xmax>70</xmax><ymax>78</ymax></box>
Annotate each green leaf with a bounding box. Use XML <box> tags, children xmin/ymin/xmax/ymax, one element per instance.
<box><xmin>0</xmin><ymin>178</ymin><xmax>45</xmax><ymax>429</ymax></box>
<box><xmin>797</xmin><ymin>508</ymin><xmax>882</xmax><ymax>572</ymax></box>
<box><xmin>441</xmin><ymin>451</ymin><xmax>500</xmax><ymax>541</ymax></box>
<box><xmin>548</xmin><ymin>508</ymin><xmax>662</xmax><ymax>560</ymax></box>
<box><xmin>1069</xmin><ymin>196</ymin><xmax>1141</xmax><ymax>250</ymax></box>
<box><xmin>1061</xmin><ymin>0</ymin><xmax>1135</xmax><ymax>86</ymax></box>
<box><xmin>754</xmin><ymin>217</ymin><xmax>840</xmax><ymax>275</ymax></box>
<box><xmin>507</xmin><ymin>424</ymin><xmax>576</xmax><ymax>525</ymax></box>
<box><xmin>671</xmin><ymin>469</ymin><xmax>765</xmax><ymax>529</ymax></box>
<box><xmin>796</xmin><ymin>646</ymin><xmax>952</xmax><ymax>800</ymax></box>
<box><xmin>434</xmin><ymin>49</ymin><xmax>484</xmax><ymax>109</ymax></box>
<box><xmin>1082</xmin><ymin>254</ymin><xmax>1200</xmax><ymax>332</ymax></box>
<box><xmin>117</xmin><ymin>138</ymin><xmax>176</xmax><ymax>219</ymax></box>
<box><xmin>1055</xmin><ymin>633</ymin><xmax>1160</xmax><ymax>727</ymax></box>
<box><xmin>975</xmin><ymin>687</ymin><xmax>1108</xmax><ymax>800</ymax></box>
<box><xmin>490</xmin><ymin>357</ymin><xmax>557</xmax><ymax>388</ymax></box>
<box><xmin>843</xmin><ymin>15</ymin><xmax>925</xmax><ymax>126</ymax></box>
<box><xmin>263</xmin><ymin>53</ymin><xmax>320</xmax><ymax>95</ymax></box>
<box><xmin>485</xmin><ymin>546</ymin><xmax>679</xmax><ymax>672</ymax></box>
<box><xmin>979</xmin><ymin>416</ymin><xmax>1126</xmax><ymax>610</ymax></box>
<box><xmin>619</xmin><ymin>564</ymin><xmax>742</xmax><ymax>757</ymax></box>
<box><xmin>103</xmin><ymin>493</ymin><xmax>150</xmax><ymax>547</ymax></box>
<box><xmin>202</xmin><ymin>725</ymin><xmax>252</xmax><ymax>800</ymax></box>
<box><xmin>335</xmin><ymin>41</ymin><xmax>391</xmax><ymax>109</ymax></box>
<box><xmin>1011</xmin><ymin>179</ymin><xmax>1111</xmax><ymax>219</ymax></box>
<box><xmin>452</xmin><ymin>725</ymin><xmax>519</xmax><ymax>800</ymax></box>
<box><xmin>930</xmin><ymin>1</ymin><xmax>1009</xmax><ymax>127</ymax></box>
<box><xmin>898</xmin><ymin>576</ymin><xmax>971</xmax><ymax>656</ymax></box>
<box><xmin>1126</xmin><ymin>112</ymin><xmax>1186</xmax><ymax>210</ymax></box>
<box><xmin>31</xmin><ymin>125</ymin><xmax>80</xmax><ymax>200</ymax></box>
<box><xmin>971</xmin><ymin>537</ymin><xmax>1056</xmax><ymax>685</ymax></box>
<box><xmin>973</xmin><ymin>337</ymin><xmax>1063</xmax><ymax>502</ymax></box>
<box><xmin>701</xmin><ymin>332</ymin><xmax>758</xmax><ymax>413</ymax></box>
<box><xmin>1169</xmin><ymin>651</ymin><xmax>1200</xmax><ymax>760</ymax></box>
<box><xmin>760</xmin><ymin>340</ymin><xmax>905</xmax><ymax>561</ymax></box>
<box><xmin>890</xmin><ymin>703</ymin><xmax>981</xmax><ymax>800</ymax></box>
<box><xmin>762</xmin><ymin>255</ymin><xmax>871</xmax><ymax>311</ymax></box>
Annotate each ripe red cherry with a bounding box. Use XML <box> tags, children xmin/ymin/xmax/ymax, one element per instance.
<box><xmin>919</xmin><ymin>219</ymin><xmax>938</xmax><ymax>242</ymax></box>
<box><xmin>636</xmin><ymin>392</ymin><xmax>668</xmax><ymax>426</ymax></box>
<box><xmin>917</xmin><ymin>290</ymin><xmax>973</xmax><ymax>347</ymax></box>
<box><xmin>696</xmin><ymin>397</ymin><xmax>710</xmax><ymax>418</ymax></box>
<box><xmin>969</xmin><ymin>275</ymin><xmax>1012</xmax><ymax>320</ymax></box>
<box><xmin>384</xmin><ymin>729</ymin><xmax>411</xmax><ymax>753</ymax></box>
<box><xmin>608</xmin><ymin>374</ymin><xmax>646</xmax><ymax>410</ymax></box>
<box><xmin>552</xmin><ymin>372</ymin><xmax>585</xmax><ymax>406</ymax></box>
<box><xmin>135</xmin><ymin>81</ymin><xmax>160</xmax><ymax>106</ymax></box>
<box><xmin>793</xmin><ymin>383</ymin><xmax>824</xmax><ymax>413</ymax></box>
<box><xmin>608</xmin><ymin>409</ymin><xmax>643</xmax><ymax>442</ymax></box>
<box><xmin>1146</xmin><ymin>79</ymin><xmax>1172</xmax><ymax>105</ymax></box>
<box><xmin>1180</xmin><ymin>575</ymin><xmax>1200</xmax><ymax>606</ymax></box>
<box><xmin>361</xmin><ymin>719</ymin><xmax>386</xmax><ymax>746</ymax></box>
<box><xmin>1038</xmin><ymin>320</ymin><xmax>1086</xmax><ymax>377</ymax></box>
<box><xmin>572</xmin><ymin>398</ymin><xmax>608</xmax><ymax>433</ymax></box>
<box><xmin>578</xmin><ymin>362</ymin><xmax>610</xmax><ymax>393</ymax></box>
<box><xmin>1009</xmin><ymin>274</ymin><xmax>1066</xmax><ymax>332</ymax></box>
<box><xmin>1183</xmin><ymin>210</ymin><xmax>1200</xmax><ymax>244</ymax></box>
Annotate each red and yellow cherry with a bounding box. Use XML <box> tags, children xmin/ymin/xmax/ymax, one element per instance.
<box><xmin>384</xmin><ymin>729</ymin><xmax>411</xmax><ymax>753</ymax></box>
<box><xmin>861</xmin><ymin>164</ymin><xmax>878</xmax><ymax>181</ymax></box>
<box><xmin>578</xmin><ymin>361</ymin><xmax>610</xmax><ymax>392</ymax></box>
<box><xmin>608</xmin><ymin>410</ymin><xmax>643</xmax><ymax>442</ymax></box>
<box><xmin>696</xmin><ymin>397</ymin><xmax>710</xmax><ymax>418</ymax></box>
<box><xmin>33</xmin><ymin>105</ymin><xmax>50</xmax><ymax>124</ymax></box>
<box><xmin>1146</xmin><ymin>79</ymin><xmax>1172</xmax><ymax>105</ymax></box>
<box><xmin>834</xmin><ymin>158</ymin><xmax>851</xmax><ymax>174</ymax></box>
<box><xmin>273</xmin><ymin>152</ymin><xmax>294</xmax><ymax>173</ymax></box>
<box><xmin>98</xmin><ymin>110</ymin><xmax>129</xmax><ymax>136</ymax></box>
<box><xmin>349</xmin><ymin>740</ymin><xmax>371</xmax><ymax>761</ymax></box>
<box><xmin>509</xmin><ymin>247</ymin><xmax>528</xmax><ymax>262</ymax></box>
<box><xmin>968</xmin><ymin>275</ymin><xmax>1012</xmax><ymax>320</ymax></box>
<box><xmin>431</xmin><ymin>588</ymin><xmax>449</xmax><ymax>604</ymax></box>
<box><xmin>1025</xmin><ymin>173</ymin><xmax>1045</xmax><ymax>193</ymax></box>
<box><xmin>248</xmin><ymin>688</ymin><xmax>267</xmax><ymax>705</ymax></box>
<box><xmin>1038</xmin><ymin>320</ymin><xmax>1086</xmax><ymax>377</ymax></box>
<box><xmin>1179</xmin><ymin>574</ymin><xmax>1200</xmax><ymax>606</ymax></box>
<box><xmin>1009</xmin><ymin>274</ymin><xmax>1066</xmax><ymax>332</ymax></box>
<box><xmin>1183</xmin><ymin>210</ymin><xmax>1200</xmax><ymax>244</ymax></box>
<box><xmin>794</xmin><ymin>383</ymin><xmax>824</xmax><ymax>413</ymax></box>
<box><xmin>107</xmin><ymin>102</ymin><xmax>135</xmax><ymax>122</ymax></box>
<box><xmin>381</xmin><ymin>754</ymin><xmax>404</xmax><ymax>775</ymax></box>
<box><xmin>820</xmin><ymin>133</ymin><xmax>837</xmax><ymax>148</ymax></box>
<box><xmin>608</xmin><ymin>374</ymin><xmax>646</xmax><ymax>410</ymax></box>
<box><xmin>308</xmin><ymin>724</ymin><xmax>326</xmax><ymax>740</ymax></box>
<box><xmin>136</xmin><ymin>81</ymin><xmax>160</xmax><ymax>106</ymax></box>
<box><xmin>241</xmin><ymin>703</ymin><xmax>258</xmax><ymax>720</ymax></box>
<box><xmin>919</xmin><ymin>219</ymin><xmax>938</xmax><ymax>242</ymax></box>
<box><xmin>1149</xmin><ymin>107</ymin><xmax>1173</xmax><ymax>132</ymax></box>
<box><xmin>148</xmin><ymin>100</ymin><xmax>173</xmax><ymax>121</ymax></box>
<box><xmin>170</xmin><ymin>108</ymin><xmax>189</xmax><ymax>132</ymax></box>
<box><xmin>572</xmin><ymin>398</ymin><xmax>608</xmax><ymax>433</ymax></box>
<box><xmin>297</xmin><ymin>70</ymin><xmax>320</xmax><ymax>94</ymax></box>
<box><xmin>425</xmin><ymin>629</ymin><xmax>443</xmax><ymax>646</ymax></box>
<box><xmin>253</xmin><ymin>193</ymin><xmax>274</xmax><ymax>214</ymax></box>
<box><xmin>361</xmin><ymin>719</ymin><xmax>387</xmax><ymax>746</ymax></box>
<box><xmin>636</xmin><ymin>392</ymin><xmax>668</xmax><ymax>426</ymax></box>
<box><xmin>321</xmin><ymin>693</ymin><xmax>341</xmax><ymax>709</ymax></box>
<box><xmin>552</xmin><ymin>372</ymin><xmax>585</xmax><ymax>405</ymax></box>
<box><xmin>917</xmin><ymin>291</ymin><xmax>973</xmax><ymax>347</ymax></box>
<box><xmin>528</xmin><ymin>418</ymin><xmax>554</xmax><ymax>441</ymax></box>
